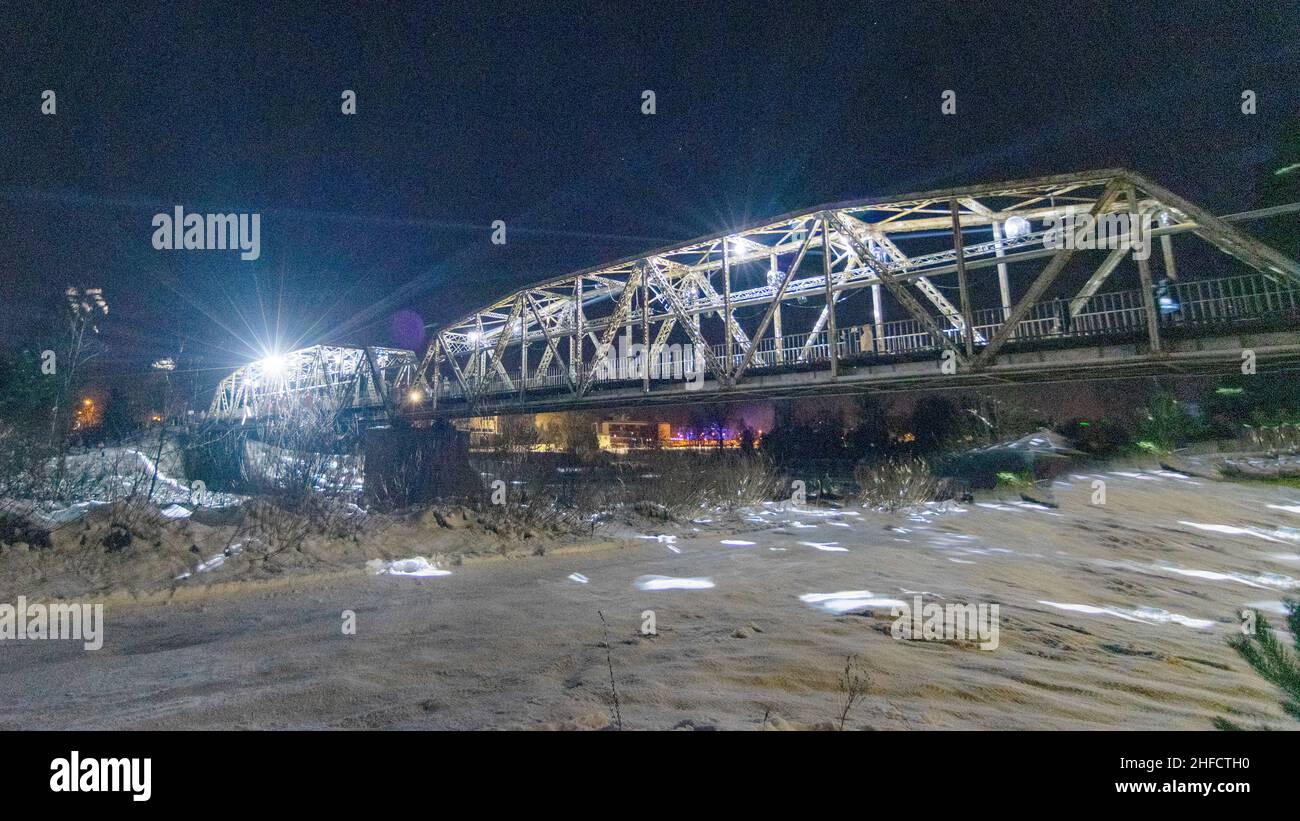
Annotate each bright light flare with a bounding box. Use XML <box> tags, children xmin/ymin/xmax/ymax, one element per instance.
<box><xmin>259</xmin><ymin>354</ymin><xmax>288</xmax><ymax>378</ymax></box>
<box><xmin>1003</xmin><ymin>216</ymin><xmax>1031</xmax><ymax>238</ymax></box>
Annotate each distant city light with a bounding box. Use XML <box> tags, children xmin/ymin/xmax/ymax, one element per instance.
<box><xmin>407</xmin><ymin>389</ymin><xmax>425</xmax><ymax>403</ymax></box>
<box><xmin>466</xmin><ymin>330</ymin><xmax>482</xmax><ymax>346</ymax></box>
<box><xmin>1003</xmin><ymin>216</ymin><xmax>1031</xmax><ymax>238</ymax></box>
<box><xmin>151</xmin><ymin>357</ymin><xmax>176</xmax><ymax>371</ymax></box>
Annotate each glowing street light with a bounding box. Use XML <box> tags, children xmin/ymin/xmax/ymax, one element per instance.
<box><xmin>259</xmin><ymin>353</ymin><xmax>288</xmax><ymax>378</ymax></box>
<box><xmin>1003</xmin><ymin>216</ymin><xmax>1031</xmax><ymax>239</ymax></box>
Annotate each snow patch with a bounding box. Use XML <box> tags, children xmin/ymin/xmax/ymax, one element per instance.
<box><xmin>799</xmin><ymin>590</ymin><xmax>907</xmax><ymax>614</ymax></box>
<box><xmin>368</xmin><ymin>557</ymin><xmax>451</xmax><ymax>577</ymax></box>
<box><xmin>634</xmin><ymin>575</ymin><xmax>714</xmax><ymax>591</ymax></box>
<box><xmin>1038</xmin><ymin>600</ymin><xmax>1214</xmax><ymax>629</ymax></box>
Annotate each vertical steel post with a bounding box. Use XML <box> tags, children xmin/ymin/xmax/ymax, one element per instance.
<box><xmin>949</xmin><ymin>199</ymin><xmax>975</xmax><ymax>358</ymax></box>
<box><xmin>641</xmin><ymin>267</ymin><xmax>650</xmax><ymax>392</ymax></box>
<box><xmin>992</xmin><ymin>220</ymin><xmax>1012</xmax><ymax>320</ymax></box>
<box><xmin>821</xmin><ymin>214</ymin><xmax>838</xmax><ymax>377</ymax></box>
<box><xmin>871</xmin><ymin>283</ymin><xmax>884</xmax><ymax>353</ymax></box>
<box><xmin>770</xmin><ymin>252</ymin><xmax>783</xmax><ymax>365</ymax></box>
<box><xmin>723</xmin><ymin>239</ymin><xmax>733</xmax><ymax>377</ymax></box>
<box><xmin>1160</xmin><ymin>235</ymin><xmax>1178</xmax><ymax>281</ymax></box>
<box><xmin>1126</xmin><ymin>183</ymin><xmax>1161</xmax><ymax>352</ymax></box>
<box><xmin>573</xmin><ymin>277</ymin><xmax>583</xmax><ymax>382</ymax></box>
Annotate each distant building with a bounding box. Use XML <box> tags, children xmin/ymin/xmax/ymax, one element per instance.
<box><xmin>454</xmin><ymin>415</ymin><xmax>500</xmax><ymax>447</ymax></box>
<box><xmin>596</xmin><ymin>418</ymin><xmax>656</xmax><ymax>452</ymax></box>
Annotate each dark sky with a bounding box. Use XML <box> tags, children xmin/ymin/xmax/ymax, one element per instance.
<box><xmin>1</xmin><ymin>1</ymin><xmax>1297</xmax><ymax>387</ymax></box>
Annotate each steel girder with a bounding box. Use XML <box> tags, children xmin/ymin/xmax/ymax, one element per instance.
<box><xmin>209</xmin><ymin>169</ymin><xmax>1300</xmax><ymax>421</ymax></box>
<box><xmin>406</xmin><ymin>168</ymin><xmax>1298</xmax><ymax>404</ymax></box>
<box><xmin>208</xmin><ymin>345</ymin><xmax>417</xmax><ymax>422</ymax></box>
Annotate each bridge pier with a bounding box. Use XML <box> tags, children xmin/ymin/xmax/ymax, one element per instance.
<box><xmin>362</xmin><ymin>421</ymin><xmax>475</xmax><ymax>507</ymax></box>
<box><xmin>181</xmin><ymin>428</ymin><xmax>249</xmax><ymax>491</ymax></box>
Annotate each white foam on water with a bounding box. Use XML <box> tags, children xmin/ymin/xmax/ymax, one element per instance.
<box><xmin>160</xmin><ymin>504</ymin><xmax>192</xmax><ymax>519</ymax></box>
<box><xmin>1038</xmin><ymin>600</ymin><xmax>1214</xmax><ymax>629</ymax></box>
<box><xmin>948</xmin><ymin>558</ymin><xmax>976</xmax><ymax>564</ymax></box>
<box><xmin>1111</xmin><ymin>471</ymin><xmax>1159</xmax><ymax>481</ymax></box>
<box><xmin>976</xmin><ymin>503</ymin><xmax>1020</xmax><ymax>512</ymax></box>
<box><xmin>788</xmin><ymin>522</ymin><xmax>818</xmax><ymax>529</ymax></box>
<box><xmin>720</xmin><ymin>539</ymin><xmax>756</xmax><ymax>546</ymax></box>
<box><xmin>828</xmin><ymin>521</ymin><xmax>852</xmax><ymax>528</ymax></box>
<box><xmin>567</xmin><ymin>573</ymin><xmax>589</xmax><ymax>584</ymax></box>
<box><xmin>639</xmin><ymin>534</ymin><xmax>678</xmax><ymax>544</ymax></box>
<box><xmin>1267</xmin><ymin>504</ymin><xmax>1300</xmax><ymax>515</ymax></box>
<box><xmin>369</xmin><ymin>557</ymin><xmax>451</xmax><ymax>577</ymax></box>
<box><xmin>799</xmin><ymin>541</ymin><xmax>848</xmax><ymax>552</ymax></box>
<box><xmin>634</xmin><ymin>575</ymin><xmax>714</xmax><ymax>591</ymax></box>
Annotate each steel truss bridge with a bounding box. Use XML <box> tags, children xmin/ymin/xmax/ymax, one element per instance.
<box><xmin>209</xmin><ymin>169</ymin><xmax>1300</xmax><ymax>425</ymax></box>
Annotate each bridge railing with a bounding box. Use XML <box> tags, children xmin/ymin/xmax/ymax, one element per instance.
<box><xmin>428</xmin><ymin>272</ymin><xmax>1298</xmax><ymax>405</ymax></box>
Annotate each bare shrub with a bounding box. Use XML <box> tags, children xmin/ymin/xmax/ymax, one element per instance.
<box><xmin>1240</xmin><ymin>423</ymin><xmax>1300</xmax><ymax>456</ymax></box>
<box><xmin>855</xmin><ymin>456</ymin><xmax>949</xmax><ymax>512</ymax></box>
<box><xmin>620</xmin><ymin>451</ymin><xmax>782</xmax><ymax>518</ymax></box>
<box><xmin>216</xmin><ymin>405</ymin><xmax>370</xmax><ymax>554</ymax></box>
<box><xmin>836</xmin><ymin>655</ymin><xmax>870</xmax><ymax>730</ymax></box>
<box><xmin>597</xmin><ymin>610</ymin><xmax>623</xmax><ymax>730</ymax></box>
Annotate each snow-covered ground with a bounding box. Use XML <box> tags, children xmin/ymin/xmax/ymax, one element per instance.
<box><xmin>4</xmin><ymin>445</ymin><xmax>242</xmax><ymax>528</ymax></box>
<box><xmin>1</xmin><ymin>466</ymin><xmax>1298</xmax><ymax>730</ymax></box>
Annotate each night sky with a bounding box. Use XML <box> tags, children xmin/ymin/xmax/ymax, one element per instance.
<box><xmin>1</xmin><ymin>2</ymin><xmax>1297</xmax><ymax>390</ymax></box>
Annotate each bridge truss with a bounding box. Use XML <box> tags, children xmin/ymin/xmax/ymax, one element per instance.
<box><xmin>208</xmin><ymin>169</ymin><xmax>1300</xmax><ymax>423</ymax></box>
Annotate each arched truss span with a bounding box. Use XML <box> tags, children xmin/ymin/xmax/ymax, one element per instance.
<box><xmin>209</xmin><ymin>345</ymin><xmax>417</xmax><ymax>422</ymax></box>
<box><xmin>410</xmin><ymin>168</ymin><xmax>1299</xmax><ymax>412</ymax></box>
<box><xmin>208</xmin><ymin>169</ymin><xmax>1300</xmax><ymax>423</ymax></box>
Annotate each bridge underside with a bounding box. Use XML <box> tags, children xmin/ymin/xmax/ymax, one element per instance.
<box><xmin>207</xmin><ymin>168</ymin><xmax>1300</xmax><ymax>426</ymax></box>
<box><xmin>397</xmin><ymin>330</ymin><xmax>1300</xmax><ymax>418</ymax></box>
